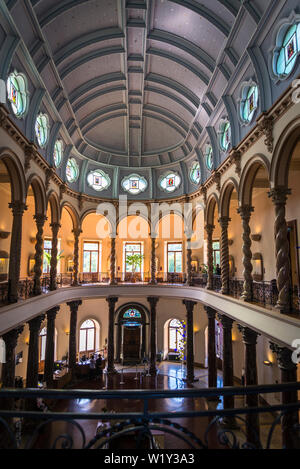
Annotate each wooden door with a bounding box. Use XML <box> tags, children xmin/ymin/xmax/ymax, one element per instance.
<box><xmin>123</xmin><ymin>326</ymin><xmax>141</xmax><ymax>364</ymax></box>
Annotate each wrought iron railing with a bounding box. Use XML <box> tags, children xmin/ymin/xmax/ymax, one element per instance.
<box><xmin>0</xmin><ymin>382</ymin><xmax>300</xmax><ymax>449</ymax></box>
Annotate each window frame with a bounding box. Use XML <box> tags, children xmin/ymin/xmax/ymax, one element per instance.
<box><xmin>82</xmin><ymin>241</ymin><xmax>101</xmax><ymax>273</ymax></box>
<box><xmin>79</xmin><ymin>319</ymin><xmax>96</xmax><ymax>355</ymax></box>
<box><xmin>168</xmin><ymin>319</ymin><xmax>182</xmax><ymax>353</ymax></box>
<box><xmin>167</xmin><ymin>242</ymin><xmax>183</xmax><ymax>274</ymax></box>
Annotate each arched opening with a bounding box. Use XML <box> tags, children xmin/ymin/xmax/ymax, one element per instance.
<box><xmin>78</xmin><ymin>318</ymin><xmax>100</xmax><ymax>359</ymax></box>
<box><xmin>163</xmin><ymin>318</ymin><xmax>184</xmax><ymax>361</ymax></box>
<box><xmin>38</xmin><ymin>326</ymin><xmax>57</xmax><ymax>374</ymax></box>
<box><xmin>0</xmin><ymin>160</ymin><xmax>13</xmax><ymax>284</ymax></box>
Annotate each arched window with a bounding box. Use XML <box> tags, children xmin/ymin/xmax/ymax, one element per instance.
<box><xmin>190</xmin><ymin>161</ymin><xmax>201</xmax><ymax>185</ymax></box>
<box><xmin>66</xmin><ymin>158</ymin><xmax>79</xmax><ymax>183</ymax></box>
<box><xmin>123</xmin><ymin>308</ymin><xmax>142</xmax><ymax>319</ymax></box>
<box><xmin>79</xmin><ymin>320</ymin><xmax>96</xmax><ymax>354</ymax></box>
<box><xmin>168</xmin><ymin>319</ymin><xmax>183</xmax><ymax>353</ymax></box>
<box><xmin>274</xmin><ymin>23</ymin><xmax>300</xmax><ymax>78</ymax></box>
<box><xmin>159</xmin><ymin>172</ymin><xmax>181</xmax><ymax>193</ymax></box>
<box><xmin>205</xmin><ymin>145</ymin><xmax>213</xmax><ymax>171</ymax></box>
<box><xmin>240</xmin><ymin>84</ymin><xmax>258</xmax><ymax>124</ymax></box>
<box><xmin>87</xmin><ymin>169</ymin><xmax>111</xmax><ymax>191</ymax></box>
<box><xmin>121</xmin><ymin>174</ymin><xmax>148</xmax><ymax>195</ymax></box>
<box><xmin>39</xmin><ymin>327</ymin><xmax>47</xmax><ymax>362</ymax></box>
<box><xmin>7</xmin><ymin>71</ymin><xmax>29</xmax><ymax>118</ymax></box>
<box><xmin>215</xmin><ymin>319</ymin><xmax>223</xmax><ymax>360</ymax></box>
<box><xmin>53</xmin><ymin>139</ymin><xmax>63</xmax><ymax>167</ymax></box>
<box><xmin>35</xmin><ymin>113</ymin><xmax>49</xmax><ymax>148</ymax></box>
<box><xmin>220</xmin><ymin>121</ymin><xmax>231</xmax><ymax>152</ymax></box>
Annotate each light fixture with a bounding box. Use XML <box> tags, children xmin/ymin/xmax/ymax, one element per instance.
<box><xmin>251</xmin><ymin>234</ymin><xmax>261</xmax><ymax>242</ymax></box>
<box><xmin>228</xmin><ymin>239</ymin><xmax>234</xmax><ymax>246</ymax></box>
<box><xmin>0</xmin><ymin>230</ymin><xmax>10</xmax><ymax>239</ymax></box>
<box><xmin>263</xmin><ymin>360</ymin><xmax>272</xmax><ymax>366</ymax></box>
<box><xmin>252</xmin><ymin>253</ymin><xmax>263</xmax><ymax>282</ymax></box>
<box><xmin>65</xmin><ymin>330</ymin><xmax>70</xmax><ymax>336</ymax></box>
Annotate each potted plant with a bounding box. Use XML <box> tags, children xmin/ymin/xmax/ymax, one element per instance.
<box><xmin>43</xmin><ymin>250</ymin><xmax>64</xmax><ymax>272</ymax></box>
<box><xmin>125</xmin><ymin>253</ymin><xmax>144</xmax><ymax>282</ymax></box>
<box><xmin>201</xmin><ymin>263</ymin><xmax>208</xmax><ymax>282</ymax></box>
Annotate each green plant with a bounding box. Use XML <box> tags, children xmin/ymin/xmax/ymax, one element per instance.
<box><xmin>201</xmin><ymin>263</ymin><xmax>208</xmax><ymax>274</ymax></box>
<box><xmin>44</xmin><ymin>250</ymin><xmax>64</xmax><ymax>266</ymax></box>
<box><xmin>126</xmin><ymin>253</ymin><xmax>144</xmax><ymax>273</ymax></box>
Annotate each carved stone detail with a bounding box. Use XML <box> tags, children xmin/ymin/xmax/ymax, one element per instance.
<box><xmin>219</xmin><ymin>216</ymin><xmax>231</xmax><ymax>295</ymax></box>
<box><xmin>45</xmin><ymin>168</ymin><xmax>54</xmax><ymax>191</ymax></box>
<box><xmin>205</xmin><ymin>224</ymin><xmax>215</xmax><ymax>290</ymax></box>
<box><xmin>33</xmin><ymin>214</ymin><xmax>47</xmax><ymax>296</ymax></box>
<box><xmin>229</xmin><ymin>149</ymin><xmax>242</xmax><ymax>177</ymax></box>
<box><xmin>259</xmin><ymin>114</ymin><xmax>274</xmax><ymax>153</ymax></box>
<box><xmin>237</xmin><ymin>205</ymin><xmax>254</xmax><ymax>302</ymax></box>
<box><xmin>268</xmin><ymin>188</ymin><xmax>292</xmax><ymax>314</ymax></box>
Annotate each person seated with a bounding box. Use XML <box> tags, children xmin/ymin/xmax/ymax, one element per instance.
<box><xmin>89</xmin><ymin>355</ymin><xmax>96</xmax><ymax>380</ymax></box>
<box><xmin>95</xmin><ymin>354</ymin><xmax>103</xmax><ymax>378</ymax></box>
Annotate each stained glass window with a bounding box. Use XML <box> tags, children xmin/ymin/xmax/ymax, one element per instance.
<box><xmin>159</xmin><ymin>172</ymin><xmax>181</xmax><ymax>193</ymax></box>
<box><xmin>53</xmin><ymin>139</ymin><xmax>63</xmax><ymax>167</ymax></box>
<box><xmin>241</xmin><ymin>85</ymin><xmax>258</xmax><ymax>124</ymax></box>
<box><xmin>205</xmin><ymin>145</ymin><xmax>213</xmax><ymax>171</ymax></box>
<box><xmin>190</xmin><ymin>161</ymin><xmax>201</xmax><ymax>185</ymax></box>
<box><xmin>220</xmin><ymin>122</ymin><xmax>231</xmax><ymax>152</ymax></box>
<box><xmin>123</xmin><ymin>308</ymin><xmax>142</xmax><ymax>319</ymax></box>
<box><xmin>275</xmin><ymin>23</ymin><xmax>300</xmax><ymax>78</ymax></box>
<box><xmin>35</xmin><ymin>113</ymin><xmax>49</xmax><ymax>148</ymax></box>
<box><xmin>87</xmin><ymin>169</ymin><xmax>110</xmax><ymax>191</ymax></box>
<box><xmin>66</xmin><ymin>158</ymin><xmax>79</xmax><ymax>183</ymax></box>
<box><xmin>121</xmin><ymin>174</ymin><xmax>147</xmax><ymax>195</ymax></box>
<box><xmin>7</xmin><ymin>71</ymin><xmax>29</xmax><ymax>118</ymax></box>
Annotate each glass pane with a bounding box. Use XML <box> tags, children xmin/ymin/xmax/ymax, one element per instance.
<box><xmin>168</xmin><ymin>244</ymin><xmax>182</xmax><ymax>252</ymax></box>
<box><xmin>40</xmin><ymin>336</ymin><xmax>46</xmax><ymax>361</ymax></box>
<box><xmin>170</xmin><ymin>319</ymin><xmax>181</xmax><ymax>327</ymax></box>
<box><xmin>84</xmin><ymin>243</ymin><xmax>99</xmax><ymax>251</ymax></box>
<box><xmin>169</xmin><ymin>328</ymin><xmax>177</xmax><ymax>350</ymax></box>
<box><xmin>90</xmin><ymin>252</ymin><xmax>98</xmax><ymax>272</ymax></box>
<box><xmin>175</xmin><ymin>253</ymin><xmax>182</xmax><ymax>272</ymax></box>
<box><xmin>215</xmin><ymin>251</ymin><xmax>221</xmax><ymax>265</ymax></box>
<box><xmin>212</xmin><ymin>242</ymin><xmax>220</xmax><ymax>250</ymax></box>
<box><xmin>81</xmin><ymin>320</ymin><xmax>94</xmax><ymax>329</ymax></box>
<box><xmin>83</xmin><ymin>252</ymin><xmax>90</xmax><ymax>273</ymax></box>
<box><xmin>79</xmin><ymin>330</ymin><xmax>86</xmax><ymax>352</ymax></box>
<box><xmin>87</xmin><ymin>328</ymin><xmax>94</xmax><ymax>351</ymax></box>
<box><xmin>168</xmin><ymin>252</ymin><xmax>175</xmax><ymax>273</ymax></box>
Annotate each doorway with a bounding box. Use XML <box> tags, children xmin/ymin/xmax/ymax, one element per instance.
<box><xmin>122</xmin><ymin>325</ymin><xmax>141</xmax><ymax>365</ymax></box>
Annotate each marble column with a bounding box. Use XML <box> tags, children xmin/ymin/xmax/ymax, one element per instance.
<box><xmin>44</xmin><ymin>306</ymin><xmax>60</xmax><ymax>387</ymax></box>
<box><xmin>106</xmin><ymin>296</ymin><xmax>118</xmax><ymax>373</ymax></box>
<box><xmin>270</xmin><ymin>343</ymin><xmax>299</xmax><ymax>449</ymax></box>
<box><xmin>110</xmin><ymin>237</ymin><xmax>117</xmax><ymax>285</ymax></box>
<box><xmin>49</xmin><ymin>222</ymin><xmax>61</xmax><ymax>291</ymax></box>
<box><xmin>238</xmin><ymin>325</ymin><xmax>260</xmax><ymax>446</ymax></box>
<box><xmin>72</xmin><ymin>228</ymin><xmax>82</xmax><ymax>286</ymax></box>
<box><xmin>1</xmin><ymin>326</ymin><xmax>24</xmax><ymax>388</ymax></box>
<box><xmin>186</xmin><ymin>237</ymin><xmax>193</xmax><ymax>286</ymax></box>
<box><xmin>269</xmin><ymin>188</ymin><xmax>292</xmax><ymax>314</ymax></box>
<box><xmin>147</xmin><ymin>296</ymin><xmax>159</xmax><ymax>375</ymax></box>
<box><xmin>219</xmin><ymin>315</ymin><xmax>234</xmax><ymax>413</ymax></box>
<box><xmin>205</xmin><ymin>224</ymin><xmax>215</xmax><ymax>290</ymax></box>
<box><xmin>219</xmin><ymin>216</ymin><xmax>231</xmax><ymax>295</ymax></box>
<box><xmin>67</xmin><ymin>300</ymin><xmax>82</xmax><ymax>376</ymax></box>
<box><xmin>8</xmin><ymin>201</ymin><xmax>27</xmax><ymax>303</ymax></box>
<box><xmin>237</xmin><ymin>205</ymin><xmax>254</xmax><ymax>302</ymax></box>
<box><xmin>183</xmin><ymin>300</ymin><xmax>197</xmax><ymax>383</ymax></box>
<box><xmin>149</xmin><ymin>237</ymin><xmax>157</xmax><ymax>285</ymax></box>
<box><xmin>33</xmin><ymin>214</ymin><xmax>47</xmax><ymax>296</ymax></box>
<box><xmin>205</xmin><ymin>306</ymin><xmax>217</xmax><ymax>389</ymax></box>
<box><xmin>26</xmin><ymin>315</ymin><xmax>45</xmax><ymax>388</ymax></box>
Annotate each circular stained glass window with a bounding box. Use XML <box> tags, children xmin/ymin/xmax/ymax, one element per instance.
<box><xmin>205</xmin><ymin>145</ymin><xmax>213</xmax><ymax>171</ymax></box>
<box><xmin>53</xmin><ymin>139</ymin><xmax>63</xmax><ymax>167</ymax></box>
<box><xmin>190</xmin><ymin>161</ymin><xmax>201</xmax><ymax>185</ymax></box>
<box><xmin>66</xmin><ymin>158</ymin><xmax>79</xmax><ymax>183</ymax></box>
<box><xmin>7</xmin><ymin>71</ymin><xmax>29</xmax><ymax>118</ymax></box>
<box><xmin>121</xmin><ymin>174</ymin><xmax>148</xmax><ymax>195</ymax></box>
<box><xmin>275</xmin><ymin>23</ymin><xmax>300</xmax><ymax>78</ymax></box>
<box><xmin>35</xmin><ymin>113</ymin><xmax>49</xmax><ymax>148</ymax></box>
<box><xmin>220</xmin><ymin>122</ymin><xmax>231</xmax><ymax>152</ymax></box>
<box><xmin>159</xmin><ymin>172</ymin><xmax>181</xmax><ymax>193</ymax></box>
<box><xmin>87</xmin><ymin>169</ymin><xmax>111</xmax><ymax>192</ymax></box>
<box><xmin>241</xmin><ymin>85</ymin><xmax>258</xmax><ymax>124</ymax></box>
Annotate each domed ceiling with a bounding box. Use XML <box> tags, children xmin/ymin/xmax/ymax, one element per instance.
<box><xmin>30</xmin><ymin>0</ymin><xmax>240</xmax><ymax>168</ymax></box>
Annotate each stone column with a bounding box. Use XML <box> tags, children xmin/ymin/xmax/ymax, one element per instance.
<box><xmin>33</xmin><ymin>214</ymin><xmax>47</xmax><ymax>296</ymax></box>
<box><xmin>1</xmin><ymin>326</ymin><xmax>24</xmax><ymax>388</ymax></box>
<box><xmin>237</xmin><ymin>205</ymin><xmax>254</xmax><ymax>302</ymax></box>
<box><xmin>67</xmin><ymin>300</ymin><xmax>82</xmax><ymax>376</ymax></box>
<box><xmin>44</xmin><ymin>306</ymin><xmax>60</xmax><ymax>387</ymax></box>
<box><xmin>269</xmin><ymin>188</ymin><xmax>292</xmax><ymax>314</ymax></box>
<box><xmin>26</xmin><ymin>315</ymin><xmax>45</xmax><ymax>388</ymax></box>
<box><xmin>49</xmin><ymin>223</ymin><xmax>61</xmax><ymax>291</ymax></box>
<box><xmin>106</xmin><ymin>297</ymin><xmax>118</xmax><ymax>374</ymax></box>
<box><xmin>270</xmin><ymin>343</ymin><xmax>299</xmax><ymax>449</ymax></box>
<box><xmin>238</xmin><ymin>325</ymin><xmax>260</xmax><ymax>446</ymax></box>
<box><xmin>218</xmin><ymin>315</ymin><xmax>234</xmax><ymax>413</ymax></box>
<box><xmin>147</xmin><ymin>296</ymin><xmax>159</xmax><ymax>375</ymax></box>
<box><xmin>205</xmin><ymin>224</ymin><xmax>215</xmax><ymax>290</ymax></box>
<box><xmin>149</xmin><ymin>237</ymin><xmax>157</xmax><ymax>285</ymax></box>
<box><xmin>205</xmin><ymin>306</ymin><xmax>217</xmax><ymax>389</ymax></box>
<box><xmin>72</xmin><ymin>228</ymin><xmax>82</xmax><ymax>286</ymax></box>
<box><xmin>110</xmin><ymin>237</ymin><xmax>117</xmax><ymax>285</ymax></box>
<box><xmin>8</xmin><ymin>201</ymin><xmax>27</xmax><ymax>303</ymax></box>
<box><xmin>183</xmin><ymin>300</ymin><xmax>197</xmax><ymax>383</ymax></box>
<box><xmin>186</xmin><ymin>237</ymin><xmax>193</xmax><ymax>286</ymax></box>
<box><xmin>219</xmin><ymin>216</ymin><xmax>231</xmax><ymax>295</ymax></box>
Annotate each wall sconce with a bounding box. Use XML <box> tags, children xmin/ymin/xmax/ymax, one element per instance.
<box><xmin>228</xmin><ymin>239</ymin><xmax>234</xmax><ymax>246</ymax></box>
<box><xmin>65</xmin><ymin>330</ymin><xmax>70</xmax><ymax>336</ymax></box>
<box><xmin>252</xmin><ymin>253</ymin><xmax>263</xmax><ymax>282</ymax></box>
<box><xmin>67</xmin><ymin>238</ymin><xmax>74</xmax><ymax>246</ymax></box>
<box><xmin>251</xmin><ymin>234</ymin><xmax>262</xmax><ymax>242</ymax></box>
<box><xmin>263</xmin><ymin>360</ymin><xmax>272</xmax><ymax>367</ymax></box>
<box><xmin>0</xmin><ymin>230</ymin><xmax>10</xmax><ymax>239</ymax></box>
<box><xmin>25</xmin><ymin>338</ymin><xmax>29</xmax><ymax>345</ymax></box>
<box><xmin>229</xmin><ymin>255</ymin><xmax>235</xmax><ymax>278</ymax></box>
<box><xmin>30</xmin><ymin>236</ymin><xmax>36</xmax><ymax>244</ymax></box>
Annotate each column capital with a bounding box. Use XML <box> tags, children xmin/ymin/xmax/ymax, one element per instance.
<box><xmin>28</xmin><ymin>314</ymin><xmax>45</xmax><ymax>332</ymax></box>
<box><xmin>72</xmin><ymin>228</ymin><xmax>82</xmax><ymax>238</ymax></box>
<box><xmin>50</xmin><ymin>222</ymin><xmax>61</xmax><ymax>231</ymax></box>
<box><xmin>237</xmin><ymin>205</ymin><xmax>254</xmax><ymax>219</ymax></box>
<box><xmin>67</xmin><ymin>300</ymin><xmax>82</xmax><ymax>313</ymax></box>
<box><xmin>218</xmin><ymin>314</ymin><xmax>233</xmax><ymax>329</ymax></box>
<box><xmin>205</xmin><ymin>224</ymin><xmax>215</xmax><ymax>234</ymax></box>
<box><xmin>270</xmin><ymin>342</ymin><xmax>297</xmax><ymax>371</ymax></box>
<box><xmin>204</xmin><ymin>306</ymin><xmax>217</xmax><ymax>319</ymax></box>
<box><xmin>9</xmin><ymin>201</ymin><xmax>27</xmax><ymax>216</ymax></box>
<box><xmin>47</xmin><ymin>305</ymin><xmax>60</xmax><ymax>320</ymax></box>
<box><xmin>2</xmin><ymin>326</ymin><xmax>24</xmax><ymax>349</ymax></box>
<box><xmin>218</xmin><ymin>216</ymin><xmax>231</xmax><ymax>227</ymax></box>
<box><xmin>106</xmin><ymin>296</ymin><xmax>118</xmax><ymax>307</ymax></box>
<box><xmin>34</xmin><ymin>214</ymin><xmax>47</xmax><ymax>226</ymax></box>
<box><xmin>268</xmin><ymin>187</ymin><xmax>291</xmax><ymax>205</ymax></box>
<box><xmin>147</xmin><ymin>296</ymin><xmax>159</xmax><ymax>308</ymax></box>
<box><xmin>237</xmin><ymin>325</ymin><xmax>259</xmax><ymax>345</ymax></box>
<box><xmin>182</xmin><ymin>299</ymin><xmax>197</xmax><ymax>312</ymax></box>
